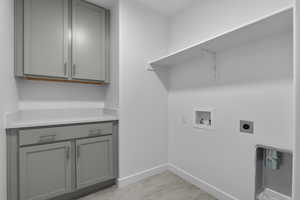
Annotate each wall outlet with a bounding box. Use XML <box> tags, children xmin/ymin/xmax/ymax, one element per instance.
<box><xmin>240</xmin><ymin>120</ymin><xmax>254</xmax><ymax>134</ymax></box>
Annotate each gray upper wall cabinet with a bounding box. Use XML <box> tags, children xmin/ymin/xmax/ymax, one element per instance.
<box><xmin>23</xmin><ymin>0</ymin><xmax>69</xmax><ymax>78</ymax></box>
<box><xmin>72</xmin><ymin>0</ymin><xmax>108</xmax><ymax>82</ymax></box>
<box><xmin>15</xmin><ymin>0</ymin><xmax>110</xmax><ymax>84</ymax></box>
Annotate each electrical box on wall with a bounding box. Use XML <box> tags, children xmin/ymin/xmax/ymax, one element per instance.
<box><xmin>194</xmin><ymin>108</ymin><xmax>215</xmax><ymax>129</ymax></box>
<box><xmin>240</xmin><ymin>120</ymin><xmax>254</xmax><ymax>134</ymax></box>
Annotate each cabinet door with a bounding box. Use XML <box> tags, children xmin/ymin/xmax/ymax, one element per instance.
<box><xmin>24</xmin><ymin>0</ymin><xmax>69</xmax><ymax>78</ymax></box>
<box><xmin>76</xmin><ymin>136</ymin><xmax>113</xmax><ymax>189</ymax></box>
<box><xmin>72</xmin><ymin>0</ymin><xmax>108</xmax><ymax>82</ymax></box>
<box><xmin>19</xmin><ymin>142</ymin><xmax>72</xmax><ymax>200</ymax></box>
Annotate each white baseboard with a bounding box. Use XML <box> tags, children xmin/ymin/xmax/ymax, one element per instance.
<box><xmin>118</xmin><ymin>164</ymin><xmax>168</xmax><ymax>188</ymax></box>
<box><xmin>117</xmin><ymin>163</ymin><xmax>239</xmax><ymax>200</ymax></box>
<box><xmin>168</xmin><ymin>163</ymin><xmax>239</xmax><ymax>200</ymax></box>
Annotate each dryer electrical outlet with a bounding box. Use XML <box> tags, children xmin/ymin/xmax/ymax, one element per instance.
<box><xmin>240</xmin><ymin>120</ymin><xmax>254</xmax><ymax>134</ymax></box>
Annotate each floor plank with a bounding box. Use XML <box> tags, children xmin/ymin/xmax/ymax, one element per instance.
<box><xmin>80</xmin><ymin>171</ymin><xmax>217</xmax><ymax>200</ymax></box>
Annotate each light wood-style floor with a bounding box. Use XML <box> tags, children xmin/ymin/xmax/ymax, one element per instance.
<box><xmin>80</xmin><ymin>171</ymin><xmax>217</xmax><ymax>200</ymax></box>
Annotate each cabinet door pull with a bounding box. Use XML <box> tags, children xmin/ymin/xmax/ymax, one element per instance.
<box><xmin>66</xmin><ymin>146</ymin><xmax>70</xmax><ymax>160</ymax></box>
<box><xmin>89</xmin><ymin>129</ymin><xmax>102</xmax><ymax>137</ymax></box>
<box><xmin>72</xmin><ymin>64</ymin><xmax>76</xmax><ymax>76</ymax></box>
<box><xmin>64</xmin><ymin>63</ymin><xmax>68</xmax><ymax>76</ymax></box>
<box><xmin>38</xmin><ymin>134</ymin><xmax>56</xmax><ymax>143</ymax></box>
<box><xmin>77</xmin><ymin>145</ymin><xmax>80</xmax><ymax>158</ymax></box>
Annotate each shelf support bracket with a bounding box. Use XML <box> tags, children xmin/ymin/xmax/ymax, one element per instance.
<box><xmin>147</xmin><ymin>64</ymin><xmax>155</xmax><ymax>71</ymax></box>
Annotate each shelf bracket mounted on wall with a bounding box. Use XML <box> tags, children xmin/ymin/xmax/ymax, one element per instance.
<box><xmin>147</xmin><ymin>65</ymin><xmax>155</xmax><ymax>71</ymax></box>
<box><xmin>147</xmin><ymin>48</ymin><xmax>217</xmax><ymax>78</ymax></box>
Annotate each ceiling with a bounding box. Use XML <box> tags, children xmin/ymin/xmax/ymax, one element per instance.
<box><xmin>87</xmin><ymin>0</ymin><xmax>117</xmax><ymax>8</ymax></box>
<box><xmin>89</xmin><ymin>0</ymin><xmax>195</xmax><ymax>16</ymax></box>
<box><xmin>136</xmin><ymin>0</ymin><xmax>195</xmax><ymax>16</ymax></box>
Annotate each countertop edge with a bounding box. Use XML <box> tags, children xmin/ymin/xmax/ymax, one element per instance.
<box><xmin>6</xmin><ymin>116</ymin><xmax>119</xmax><ymax>129</ymax></box>
<box><xmin>5</xmin><ymin>108</ymin><xmax>119</xmax><ymax>129</ymax></box>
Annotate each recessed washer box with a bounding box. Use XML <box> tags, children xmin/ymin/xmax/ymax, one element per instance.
<box><xmin>194</xmin><ymin>107</ymin><xmax>215</xmax><ymax>129</ymax></box>
<box><xmin>255</xmin><ymin>146</ymin><xmax>292</xmax><ymax>200</ymax></box>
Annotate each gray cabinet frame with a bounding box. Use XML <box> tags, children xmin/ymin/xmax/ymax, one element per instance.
<box><xmin>76</xmin><ymin>136</ymin><xmax>114</xmax><ymax>189</ymax></box>
<box><xmin>14</xmin><ymin>0</ymin><xmax>110</xmax><ymax>84</ymax></box>
<box><xmin>71</xmin><ymin>0</ymin><xmax>110</xmax><ymax>82</ymax></box>
<box><xmin>19</xmin><ymin>142</ymin><xmax>72</xmax><ymax>200</ymax></box>
<box><xmin>7</xmin><ymin>121</ymin><xmax>118</xmax><ymax>200</ymax></box>
<box><xmin>23</xmin><ymin>0</ymin><xmax>69</xmax><ymax>78</ymax></box>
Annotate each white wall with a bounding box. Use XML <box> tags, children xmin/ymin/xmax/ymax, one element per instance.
<box><xmin>167</xmin><ymin>1</ymin><xmax>294</xmax><ymax>200</ymax></box>
<box><xmin>118</xmin><ymin>0</ymin><xmax>169</xmax><ymax>178</ymax></box>
<box><xmin>104</xmin><ymin>0</ymin><xmax>119</xmax><ymax>109</ymax></box>
<box><xmin>0</xmin><ymin>0</ymin><xmax>19</xmax><ymax>199</ymax></box>
<box><xmin>293</xmin><ymin>1</ymin><xmax>299</xmax><ymax>199</ymax></box>
<box><xmin>169</xmin><ymin>0</ymin><xmax>293</xmax><ymax>52</ymax></box>
<box><xmin>18</xmin><ymin>80</ymin><xmax>107</xmax><ymax>102</ymax></box>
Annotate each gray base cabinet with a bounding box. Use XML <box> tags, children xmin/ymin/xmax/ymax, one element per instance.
<box><xmin>20</xmin><ymin>142</ymin><xmax>72</xmax><ymax>200</ymax></box>
<box><xmin>76</xmin><ymin>136</ymin><xmax>113</xmax><ymax>189</ymax></box>
<box><xmin>7</xmin><ymin>121</ymin><xmax>118</xmax><ymax>200</ymax></box>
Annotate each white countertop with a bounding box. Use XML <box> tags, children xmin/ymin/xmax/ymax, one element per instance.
<box><xmin>6</xmin><ymin>108</ymin><xmax>118</xmax><ymax>129</ymax></box>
